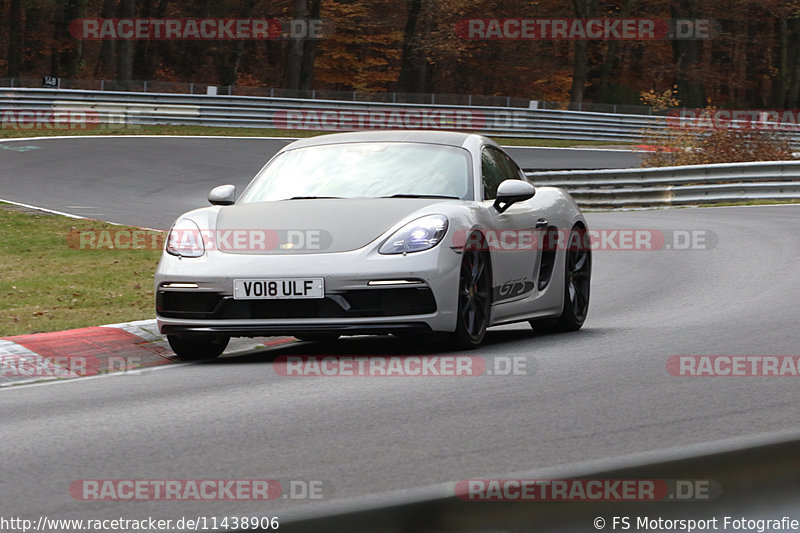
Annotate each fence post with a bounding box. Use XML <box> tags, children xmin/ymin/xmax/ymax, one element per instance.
<box><xmin>143</xmin><ymin>80</ymin><xmax>147</xmax><ymax>92</ymax></box>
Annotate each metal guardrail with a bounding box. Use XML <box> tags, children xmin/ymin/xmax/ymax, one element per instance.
<box><xmin>3</xmin><ymin>87</ymin><xmax>800</xmax><ymax>207</ymax></box>
<box><xmin>0</xmin><ymin>87</ymin><xmax>687</xmax><ymax>143</ymax></box>
<box><xmin>3</xmin><ymin>87</ymin><xmax>800</xmax><ymax>147</ymax></box>
<box><xmin>526</xmin><ymin>160</ymin><xmax>800</xmax><ymax>207</ymax></box>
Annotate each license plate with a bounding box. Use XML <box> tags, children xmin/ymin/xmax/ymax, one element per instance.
<box><xmin>233</xmin><ymin>278</ymin><xmax>324</xmax><ymax>300</ymax></box>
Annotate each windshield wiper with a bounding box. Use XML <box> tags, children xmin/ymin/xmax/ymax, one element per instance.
<box><xmin>381</xmin><ymin>194</ymin><xmax>460</xmax><ymax>199</ymax></box>
<box><xmin>284</xmin><ymin>196</ymin><xmax>342</xmax><ymax>200</ymax></box>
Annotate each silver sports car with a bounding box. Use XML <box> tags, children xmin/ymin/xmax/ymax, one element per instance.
<box><xmin>155</xmin><ymin>131</ymin><xmax>590</xmax><ymax>359</ymax></box>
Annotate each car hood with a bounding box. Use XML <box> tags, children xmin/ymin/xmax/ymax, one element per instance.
<box><xmin>213</xmin><ymin>198</ymin><xmax>454</xmax><ymax>254</ymax></box>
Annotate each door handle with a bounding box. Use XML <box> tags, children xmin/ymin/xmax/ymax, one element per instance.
<box><xmin>535</xmin><ymin>218</ymin><xmax>548</xmax><ymax>229</ymax></box>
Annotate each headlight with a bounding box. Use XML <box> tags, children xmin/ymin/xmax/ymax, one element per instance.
<box><xmin>379</xmin><ymin>215</ymin><xmax>448</xmax><ymax>254</ymax></box>
<box><xmin>166</xmin><ymin>219</ymin><xmax>205</xmax><ymax>258</ymax></box>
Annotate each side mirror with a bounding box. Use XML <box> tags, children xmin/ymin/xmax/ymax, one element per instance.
<box><xmin>208</xmin><ymin>184</ymin><xmax>236</xmax><ymax>206</ymax></box>
<box><xmin>493</xmin><ymin>180</ymin><xmax>535</xmax><ymax>213</ymax></box>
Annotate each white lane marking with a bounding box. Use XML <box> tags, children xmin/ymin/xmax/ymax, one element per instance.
<box><xmin>0</xmin><ymin>197</ymin><xmax>86</xmax><ymax>219</ymax></box>
<box><xmin>0</xmin><ymin>197</ymin><xmax>164</xmax><ymax>230</ymax></box>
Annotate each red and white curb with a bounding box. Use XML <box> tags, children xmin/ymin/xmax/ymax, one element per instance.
<box><xmin>0</xmin><ymin>319</ymin><xmax>294</xmax><ymax>387</ymax></box>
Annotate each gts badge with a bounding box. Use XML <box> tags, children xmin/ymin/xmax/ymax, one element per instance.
<box><xmin>493</xmin><ymin>278</ymin><xmax>535</xmax><ymax>301</ymax></box>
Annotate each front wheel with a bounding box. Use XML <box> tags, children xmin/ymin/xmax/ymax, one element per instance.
<box><xmin>531</xmin><ymin>225</ymin><xmax>591</xmax><ymax>333</ymax></box>
<box><xmin>167</xmin><ymin>334</ymin><xmax>229</xmax><ymax>360</ymax></box>
<box><xmin>450</xmin><ymin>248</ymin><xmax>491</xmax><ymax>349</ymax></box>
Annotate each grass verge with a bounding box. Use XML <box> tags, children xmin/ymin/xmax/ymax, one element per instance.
<box><xmin>0</xmin><ymin>203</ymin><xmax>162</xmax><ymax>337</ymax></box>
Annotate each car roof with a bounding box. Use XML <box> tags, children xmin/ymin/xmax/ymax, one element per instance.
<box><xmin>281</xmin><ymin>130</ymin><xmax>496</xmax><ymax>151</ymax></box>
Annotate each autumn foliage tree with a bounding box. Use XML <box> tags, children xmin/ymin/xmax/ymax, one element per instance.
<box><xmin>1</xmin><ymin>0</ymin><xmax>800</xmax><ymax>112</ymax></box>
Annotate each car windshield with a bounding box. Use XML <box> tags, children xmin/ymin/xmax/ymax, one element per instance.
<box><xmin>238</xmin><ymin>142</ymin><xmax>472</xmax><ymax>203</ymax></box>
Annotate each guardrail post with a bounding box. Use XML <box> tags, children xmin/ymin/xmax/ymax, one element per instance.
<box><xmin>143</xmin><ymin>80</ymin><xmax>147</xmax><ymax>92</ymax></box>
<box><xmin>101</xmin><ymin>80</ymin><xmax>105</xmax><ymax>91</ymax></box>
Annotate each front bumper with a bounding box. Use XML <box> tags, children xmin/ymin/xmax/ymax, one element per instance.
<box><xmin>155</xmin><ymin>244</ymin><xmax>462</xmax><ymax>336</ymax></box>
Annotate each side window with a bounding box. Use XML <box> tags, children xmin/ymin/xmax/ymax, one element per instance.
<box><xmin>502</xmin><ymin>151</ymin><xmax>525</xmax><ymax>180</ymax></box>
<box><xmin>481</xmin><ymin>147</ymin><xmax>520</xmax><ymax>200</ymax></box>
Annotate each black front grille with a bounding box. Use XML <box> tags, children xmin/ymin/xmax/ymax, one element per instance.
<box><xmin>157</xmin><ymin>288</ymin><xmax>436</xmax><ymax>319</ymax></box>
<box><xmin>157</xmin><ymin>291</ymin><xmax>220</xmax><ymax>317</ymax></box>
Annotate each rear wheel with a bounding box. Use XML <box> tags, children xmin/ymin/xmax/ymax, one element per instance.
<box><xmin>531</xmin><ymin>225</ymin><xmax>591</xmax><ymax>333</ymax></box>
<box><xmin>294</xmin><ymin>333</ymin><xmax>340</xmax><ymax>342</ymax></box>
<box><xmin>451</xmin><ymin>247</ymin><xmax>491</xmax><ymax>349</ymax></box>
<box><xmin>167</xmin><ymin>334</ymin><xmax>229</xmax><ymax>360</ymax></box>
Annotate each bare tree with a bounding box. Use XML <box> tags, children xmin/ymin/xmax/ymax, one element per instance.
<box><xmin>116</xmin><ymin>0</ymin><xmax>136</xmax><ymax>89</ymax></box>
<box><xmin>285</xmin><ymin>0</ymin><xmax>321</xmax><ymax>91</ymax></box>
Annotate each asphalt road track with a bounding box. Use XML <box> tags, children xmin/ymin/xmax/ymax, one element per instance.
<box><xmin>3</xmin><ymin>202</ymin><xmax>800</xmax><ymax>524</ymax></box>
<box><xmin>0</xmin><ymin>136</ymin><xmax>641</xmax><ymax>228</ymax></box>
<box><xmin>1</xmin><ymin>137</ymin><xmax>797</xmax><ymax>528</ymax></box>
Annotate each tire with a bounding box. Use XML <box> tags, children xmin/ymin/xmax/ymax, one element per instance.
<box><xmin>294</xmin><ymin>333</ymin><xmax>340</xmax><ymax>342</ymax></box>
<box><xmin>167</xmin><ymin>334</ymin><xmax>229</xmax><ymax>360</ymax></box>
<box><xmin>450</xmin><ymin>246</ymin><xmax>491</xmax><ymax>349</ymax></box>
<box><xmin>531</xmin><ymin>225</ymin><xmax>591</xmax><ymax>333</ymax></box>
